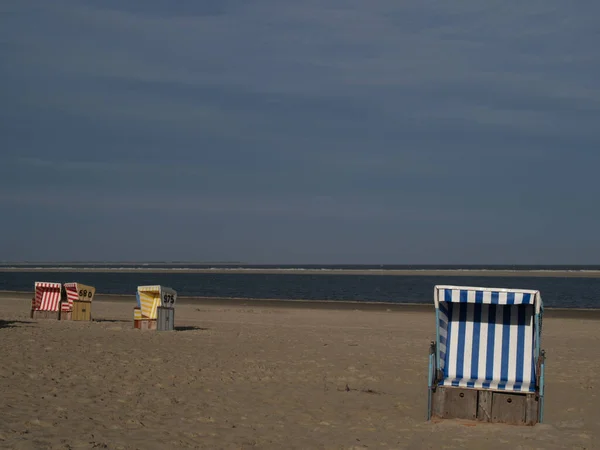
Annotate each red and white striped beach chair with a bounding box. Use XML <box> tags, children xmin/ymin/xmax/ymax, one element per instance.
<box><xmin>31</xmin><ymin>282</ymin><xmax>62</xmax><ymax>319</ymax></box>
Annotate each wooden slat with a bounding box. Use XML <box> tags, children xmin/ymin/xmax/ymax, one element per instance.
<box><xmin>431</xmin><ymin>387</ymin><xmax>538</xmax><ymax>425</ymax></box>
<box><xmin>138</xmin><ymin>319</ymin><xmax>157</xmax><ymax>330</ymax></box>
<box><xmin>431</xmin><ymin>387</ymin><xmax>445</xmax><ymax>419</ymax></box>
<box><xmin>525</xmin><ymin>394</ymin><xmax>539</xmax><ymax>425</ymax></box>
<box><xmin>32</xmin><ymin>310</ymin><xmax>60</xmax><ymax>320</ymax></box>
<box><xmin>72</xmin><ymin>300</ymin><xmax>91</xmax><ymax>321</ymax></box>
<box><xmin>442</xmin><ymin>388</ymin><xmax>478</xmax><ymax>420</ymax></box>
<box><xmin>491</xmin><ymin>392</ymin><xmax>526</xmax><ymax>424</ymax></box>
<box><xmin>477</xmin><ymin>390</ymin><xmax>493</xmax><ymax>422</ymax></box>
<box><xmin>157</xmin><ymin>307</ymin><xmax>175</xmax><ymax>331</ymax></box>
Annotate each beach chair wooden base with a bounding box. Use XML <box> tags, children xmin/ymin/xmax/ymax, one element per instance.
<box><xmin>157</xmin><ymin>307</ymin><xmax>175</xmax><ymax>331</ymax></box>
<box><xmin>60</xmin><ymin>311</ymin><xmax>73</xmax><ymax>320</ymax></box>
<box><xmin>72</xmin><ymin>300</ymin><xmax>92</xmax><ymax>321</ymax></box>
<box><xmin>31</xmin><ymin>310</ymin><xmax>60</xmax><ymax>320</ymax></box>
<box><xmin>431</xmin><ymin>386</ymin><xmax>539</xmax><ymax>425</ymax></box>
<box><xmin>134</xmin><ymin>319</ymin><xmax>157</xmax><ymax>330</ymax></box>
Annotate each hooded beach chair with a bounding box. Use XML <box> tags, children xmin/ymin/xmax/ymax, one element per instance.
<box><xmin>428</xmin><ymin>285</ymin><xmax>545</xmax><ymax>425</ymax></box>
<box><xmin>61</xmin><ymin>283</ymin><xmax>96</xmax><ymax>320</ymax></box>
<box><xmin>134</xmin><ymin>285</ymin><xmax>177</xmax><ymax>331</ymax></box>
<box><xmin>31</xmin><ymin>282</ymin><xmax>62</xmax><ymax>319</ymax></box>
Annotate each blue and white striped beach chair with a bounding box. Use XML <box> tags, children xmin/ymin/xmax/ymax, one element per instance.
<box><xmin>428</xmin><ymin>285</ymin><xmax>545</xmax><ymax>425</ymax></box>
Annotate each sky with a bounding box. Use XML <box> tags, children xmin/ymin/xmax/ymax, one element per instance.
<box><xmin>1</xmin><ymin>1</ymin><xmax>600</xmax><ymax>264</ymax></box>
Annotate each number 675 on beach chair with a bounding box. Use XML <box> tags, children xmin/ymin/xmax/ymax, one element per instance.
<box><xmin>428</xmin><ymin>285</ymin><xmax>545</xmax><ymax>425</ymax></box>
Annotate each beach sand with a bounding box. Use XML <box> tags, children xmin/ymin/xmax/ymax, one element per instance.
<box><xmin>0</xmin><ymin>293</ymin><xmax>598</xmax><ymax>449</ymax></box>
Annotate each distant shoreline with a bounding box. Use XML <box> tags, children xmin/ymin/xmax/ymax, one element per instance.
<box><xmin>1</xmin><ymin>267</ymin><xmax>600</xmax><ymax>277</ymax></box>
<box><xmin>1</xmin><ymin>290</ymin><xmax>599</xmax><ymax>317</ymax></box>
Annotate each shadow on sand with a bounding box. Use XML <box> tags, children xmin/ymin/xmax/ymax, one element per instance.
<box><xmin>175</xmin><ymin>326</ymin><xmax>209</xmax><ymax>332</ymax></box>
<box><xmin>0</xmin><ymin>319</ymin><xmax>35</xmax><ymax>329</ymax></box>
<box><xmin>92</xmin><ymin>319</ymin><xmax>131</xmax><ymax>324</ymax></box>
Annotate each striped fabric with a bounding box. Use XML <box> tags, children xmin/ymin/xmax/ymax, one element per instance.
<box><xmin>137</xmin><ymin>285</ymin><xmax>162</xmax><ymax>319</ymax></box>
<box><xmin>438</xmin><ymin>302</ymin><xmax>449</xmax><ymax>373</ymax></box>
<box><xmin>435</xmin><ymin>285</ymin><xmax>541</xmax><ymax>312</ymax></box>
<box><xmin>34</xmin><ymin>282</ymin><xmax>62</xmax><ymax>312</ymax></box>
<box><xmin>435</xmin><ymin>286</ymin><xmax>542</xmax><ymax>394</ymax></box>
<box><xmin>63</xmin><ymin>282</ymin><xmax>79</xmax><ymax>312</ymax></box>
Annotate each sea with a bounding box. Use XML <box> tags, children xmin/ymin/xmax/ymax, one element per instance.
<box><xmin>1</xmin><ymin>264</ymin><xmax>600</xmax><ymax>309</ymax></box>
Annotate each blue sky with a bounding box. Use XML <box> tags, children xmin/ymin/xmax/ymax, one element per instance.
<box><xmin>1</xmin><ymin>1</ymin><xmax>599</xmax><ymax>264</ymax></box>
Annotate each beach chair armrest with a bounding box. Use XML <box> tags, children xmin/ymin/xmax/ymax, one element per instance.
<box><xmin>429</xmin><ymin>340</ymin><xmax>436</xmax><ymax>356</ymax></box>
<box><xmin>427</xmin><ymin>341</ymin><xmax>437</xmax><ymax>420</ymax></box>
<box><xmin>536</xmin><ymin>350</ymin><xmax>546</xmax><ymax>389</ymax></box>
<box><xmin>428</xmin><ymin>341</ymin><xmax>440</xmax><ymax>387</ymax></box>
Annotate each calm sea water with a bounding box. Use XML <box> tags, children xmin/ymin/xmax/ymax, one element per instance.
<box><xmin>3</xmin><ymin>263</ymin><xmax>600</xmax><ymax>271</ymax></box>
<box><xmin>1</xmin><ymin>265</ymin><xmax>599</xmax><ymax>308</ymax></box>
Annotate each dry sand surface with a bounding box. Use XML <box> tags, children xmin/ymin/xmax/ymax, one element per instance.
<box><xmin>0</xmin><ymin>294</ymin><xmax>599</xmax><ymax>450</ymax></box>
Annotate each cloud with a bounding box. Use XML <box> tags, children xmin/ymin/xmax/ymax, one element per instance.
<box><xmin>1</xmin><ymin>0</ymin><xmax>600</xmax><ymax>262</ymax></box>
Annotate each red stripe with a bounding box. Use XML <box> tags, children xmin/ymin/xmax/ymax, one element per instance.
<box><xmin>64</xmin><ymin>285</ymin><xmax>78</xmax><ymax>310</ymax></box>
<box><xmin>39</xmin><ymin>289</ymin><xmax>60</xmax><ymax>311</ymax></box>
<box><xmin>34</xmin><ymin>282</ymin><xmax>62</xmax><ymax>311</ymax></box>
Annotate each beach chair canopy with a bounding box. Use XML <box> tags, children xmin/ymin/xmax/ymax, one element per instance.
<box><xmin>136</xmin><ymin>285</ymin><xmax>178</xmax><ymax>319</ymax></box>
<box><xmin>34</xmin><ymin>282</ymin><xmax>62</xmax><ymax>312</ymax></box>
<box><xmin>434</xmin><ymin>285</ymin><xmax>543</xmax><ymax>394</ymax></box>
<box><xmin>62</xmin><ymin>283</ymin><xmax>96</xmax><ymax>312</ymax></box>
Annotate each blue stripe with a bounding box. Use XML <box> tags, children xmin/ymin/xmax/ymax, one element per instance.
<box><xmin>466</xmin><ymin>379</ymin><xmax>476</xmax><ymax>388</ymax></box>
<box><xmin>491</xmin><ymin>291</ymin><xmax>499</xmax><ymax>304</ymax></box>
<box><xmin>439</xmin><ymin>304</ymin><xmax>448</xmax><ymax>329</ymax></box>
<box><xmin>507</xmin><ymin>292</ymin><xmax>515</xmax><ymax>305</ymax></box>
<box><xmin>523</xmin><ymin>293</ymin><xmax>532</xmax><ymax>304</ymax></box>
<box><xmin>485</xmin><ymin>304</ymin><xmax>496</xmax><ymax>381</ymax></box>
<box><xmin>444</xmin><ymin>289</ymin><xmax>452</xmax><ymax>302</ymax></box>
<box><xmin>455</xmin><ymin>304</ymin><xmax>467</xmax><ymax>379</ymax></box>
<box><xmin>444</xmin><ymin>303</ymin><xmax>453</xmax><ymax>377</ymax></box>
<box><xmin>439</xmin><ymin>335</ymin><xmax>447</xmax><ymax>345</ymax></box>
<box><xmin>470</xmin><ymin>303</ymin><xmax>482</xmax><ymax>380</ymax></box>
<box><xmin>532</xmin><ymin>313</ymin><xmax>538</xmax><ymax>387</ymax></box>
<box><xmin>500</xmin><ymin>306</ymin><xmax>511</xmax><ymax>382</ymax></box>
<box><xmin>516</xmin><ymin>306</ymin><xmax>526</xmax><ymax>383</ymax></box>
<box><xmin>460</xmin><ymin>290</ymin><xmax>468</xmax><ymax>302</ymax></box>
<box><xmin>475</xmin><ymin>290</ymin><xmax>484</xmax><ymax>304</ymax></box>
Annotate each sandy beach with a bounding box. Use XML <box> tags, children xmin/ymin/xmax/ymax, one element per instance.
<box><xmin>1</xmin><ymin>293</ymin><xmax>598</xmax><ymax>449</ymax></box>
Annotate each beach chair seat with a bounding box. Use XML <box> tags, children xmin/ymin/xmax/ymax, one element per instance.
<box><xmin>428</xmin><ymin>285</ymin><xmax>545</xmax><ymax>425</ymax></box>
